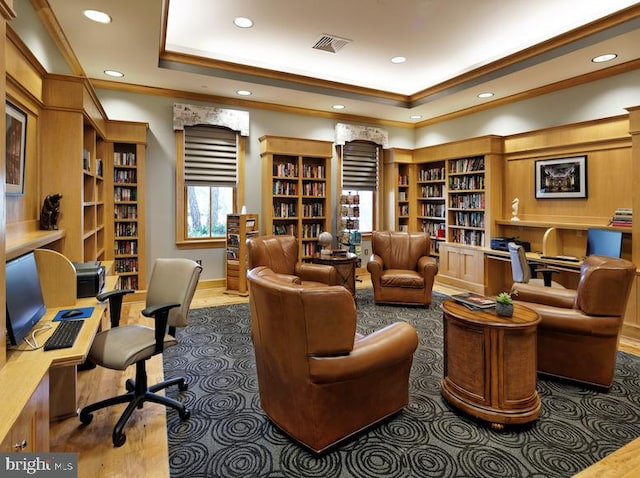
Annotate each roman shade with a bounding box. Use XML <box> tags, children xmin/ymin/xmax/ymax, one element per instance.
<box><xmin>184</xmin><ymin>125</ymin><xmax>237</xmax><ymax>186</ymax></box>
<box><xmin>341</xmin><ymin>141</ymin><xmax>378</xmax><ymax>191</ymax></box>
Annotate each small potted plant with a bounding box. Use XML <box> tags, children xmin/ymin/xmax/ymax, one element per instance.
<box><xmin>495</xmin><ymin>291</ymin><xmax>516</xmax><ymax>317</ymax></box>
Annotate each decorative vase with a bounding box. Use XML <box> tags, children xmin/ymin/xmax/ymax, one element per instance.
<box><xmin>496</xmin><ymin>302</ymin><xmax>513</xmax><ymax>318</ymax></box>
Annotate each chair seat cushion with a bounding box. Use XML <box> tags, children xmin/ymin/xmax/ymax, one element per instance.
<box><xmin>89</xmin><ymin>324</ymin><xmax>177</xmax><ymax>371</ymax></box>
<box><xmin>380</xmin><ymin>269</ymin><xmax>424</xmax><ymax>288</ymax></box>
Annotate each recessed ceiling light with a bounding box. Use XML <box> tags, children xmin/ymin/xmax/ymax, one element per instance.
<box><xmin>234</xmin><ymin>17</ymin><xmax>254</xmax><ymax>28</ymax></box>
<box><xmin>236</xmin><ymin>90</ymin><xmax>252</xmax><ymax>96</ymax></box>
<box><xmin>84</xmin><ymin>9</ymin><xmax>112</xmax><ymax>24</ymax></box>
<box><xmin>477</xmin><ymin>92</ymin><xmax>494</xmax><ymax>99</ymax></box>
<box><xmin>332</xmin><ymin>104</ymin><xmax>345</xmax><ymax>110</ymax></box>
<box><xmin>410</xmin><ymin>114</ymin><xmax>422</xmax><ymax>119</ymax></box>
<box><xmin>391</xmin><ymin>56</ymin><xmax>407</xmax><ymax>64</ymax></box>
<box><xmin>104</xmin><ymin>70</ymin><xmax>124</xmax><ymax>78</ymax></box>
<box><xmin>592</xmin><ymin>53</ymin><xmax>617</xmax><ymax>63</ymax></box>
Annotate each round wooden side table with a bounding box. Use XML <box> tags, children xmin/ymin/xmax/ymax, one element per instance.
<box><xmin>311</xmin><ymin>252</ymin><xmax>358</xmax><ymax>299</ymax></box>
<box><xmin>440</xmin><ymin>299</ymin><xmax>541</xmax><ymax>429</ymax></box>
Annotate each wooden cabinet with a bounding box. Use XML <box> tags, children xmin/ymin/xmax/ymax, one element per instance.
<box><xmin>82</xmin><ymin>127</ymin><xmax>106</xmax><ymax>262</ymax></box>
<box><xmin>105</xmin><ymin>121</ymin><xmax>148</xmax><ymax>290</ymax></box>
<box><xmin>0</xmin><ymin>372</ymin><xmax>49</xmax><ymax>453</ymax></box>
<box><xmin>417</xmin><ymin>161</ymin><xmax>446</xmax><ymax>256</ymax></box>
<box><xmin>225</xmin><ymin>213</ymin><xmax>259</xmax><ymax>296</ymax></box>
<box><xmin>438</xmin><ymin>243</ymin><xmax>485</xmax><ymax>293</ymax></box>
<box><xmin>259</xmin><ymin>136</ymin><xmax>332</xmax><ymax>259</ymax></box>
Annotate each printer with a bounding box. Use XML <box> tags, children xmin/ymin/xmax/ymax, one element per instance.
<box><xmin>490</xmin><ymin>237</ymin><xmax>531</xmax><ymax>252</ymax></box>
<box><xmin>73</xmin><ymin>261</ymin><xmax>106</xmax><ymax>298</ymax></box>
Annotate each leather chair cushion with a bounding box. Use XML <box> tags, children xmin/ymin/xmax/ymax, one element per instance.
<box><xmin>89</xmin><ymin>325</ymin><xmax>177</xmax><ymax>371</ymax></box>
<box><xmin>380</xmin><ymin>269</ymin><xmax>424</xmax><ymax>288</ymax></box>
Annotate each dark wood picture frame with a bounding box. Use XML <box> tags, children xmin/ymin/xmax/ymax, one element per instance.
<box><xmin>535</xmin><ymin>155</ymin><xmax>587</xmax><ymax>199</ymax></box>
<box><xmin>5</xmin><ymin>101</ymin><xmax>27</xmax><ymax>196</ymax></box>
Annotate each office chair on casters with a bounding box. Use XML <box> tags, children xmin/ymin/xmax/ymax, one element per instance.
<box><xmin>79</xmin><ymin>258</ymin><xmax>202</xmax><ymax>447</ymax></box>
<box><xmin>508</xmin><ymin>242</ymin><xmax>564</xmax><ymax>288</ymax></box>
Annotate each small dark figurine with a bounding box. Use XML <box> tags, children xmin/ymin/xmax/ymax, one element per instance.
<box><xmin>40</xmin><ymin>193</ymin><xmax>63</xmax><ymax>230</ymax></box>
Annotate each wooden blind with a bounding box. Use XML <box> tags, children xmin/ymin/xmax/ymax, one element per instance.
<box><xmin>342</xmin><ymin>141</ymin><xmax>379</xmax><ymax>191</ymax></box>
<box><xmin>184</xmin><ymin>125</ymin><xmax>237</xmax><ymax>186</ymax></box>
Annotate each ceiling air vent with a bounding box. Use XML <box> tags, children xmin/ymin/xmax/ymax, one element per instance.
<box><xmin>312</xmin><ymin>34</ymin><xmax>352</xmax><ymax>53</ymax></box>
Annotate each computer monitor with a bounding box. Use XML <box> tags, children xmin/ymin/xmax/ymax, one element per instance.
<box><xmin>5</xmin><ymin>251</ymin><xmax>47</xmax><ymax>346</ymax></box>
<box><xmin>586</xmin><ymin>228</ymin><xmax>623</xmax><ymax>259</ymax></box>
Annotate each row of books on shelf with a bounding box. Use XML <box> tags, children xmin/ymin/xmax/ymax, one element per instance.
<box><xmin>115</xmin><ymin>258</ymin><xmax>139</xmax><ymax>273</ymax></box>
<box><xmin>114</xmin><ymin>151</ymin><xmax>137</xmax><ymax>166</ymax></box>
<box><xmin>610</xmin><ymin>207</ymin><xmax>632</xmax><ymax>227</ymax></box>
<box><xmin>114</xmin><ymin>169</ymin><xmax>137</xmax><ymax>183</ymax></box>
<box><xmin>115</xmin><ymin>205</ymin><xmax>138</xmax><ymax>219</ymax></box>
<box><xmin>120</xmin><ymin>276</ymin><xmax>139</xmax><ymax>290</ymax></box>
<box><xmin>115</xmin><ymin>222</ymin><xmax>137</xmax><ymax>237</ymax></box>
<box><xmin>449</xmin><ymin>193</ymin><xmax>485</xmax><ymax>209</ymax></box>
<box><xmin>420</xmin><ymin>184</ymin><xmax>444</xmax><ymax>197</ymax></box>
<box><xmin>449</xmin><ymin>175</ymin><xmax>485</xmax><ymax>191</ymax></box>
<box><xmin>419</xmin><ymin>167</ymin><xmax>445</xmax><ymax>181</ymax></box>
<box><xmin>114</xmin><ymin>187</ymin><xmax>137</xmax><ymax>201</ymax></box>
<box><xmin>273</xmin><ymin>162</ymin><xmax>298</xmax><ymax>177</ymax></box>
<box><xmin>449</xmin><ymin>156</ymin><xmax>484</xmax><ymax>173</ymax></box>
<box><xmin>82</xmin><ymin>149</ymin><xmax>104</xmax><ymax>177</ymax></box>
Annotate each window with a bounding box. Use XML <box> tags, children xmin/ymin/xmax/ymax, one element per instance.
<box><xmin>340</xmin><ymin>141</ymin><xmax>380</xmax><ymax>233</ymax></box>
<box><xmin>176</xmin><ymin>125</ymin><xmax>245</xmax><ymax>246</ymax></box>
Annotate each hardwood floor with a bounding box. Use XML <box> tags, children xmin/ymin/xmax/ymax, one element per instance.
<box><xmin>50</xmin><ymin>278</ymin><xmax>640</xmax><ymax>477</ymax></box>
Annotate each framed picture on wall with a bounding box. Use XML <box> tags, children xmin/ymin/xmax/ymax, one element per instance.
<box><xmin>5</xmin><ymin>101</ymin><xmax>27</xmax><ymax>196</ymax></box>
<box><xmin>535</xmin><ymin>155</ymin><xmax>587</xmax><ymax>199</ymax></box>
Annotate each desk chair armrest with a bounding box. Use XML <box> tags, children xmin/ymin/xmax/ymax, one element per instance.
<box><xmin>97</xmin><ymin>289</ymin><xmax>135</xmax><ymax>327</ymax></box>
<box><xmin>532</xmin><ymin>266</ymin><xmax>559</xmax><ymax>287</ymax></box>
<box><xmin>142</xmin><ymin>302</ymin><xmax>181</xmax><ymax>353</ymax></box>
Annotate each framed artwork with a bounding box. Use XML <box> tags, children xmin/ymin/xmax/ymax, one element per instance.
<box><xmin>535</xmin><ymin>155</ymin><xmax>587</xmax><ymax>199</ymax></box>
<box><xmin>5</xmin><ymin>101</ymin><xmax>27</xmax><ymax>196</ymax></box>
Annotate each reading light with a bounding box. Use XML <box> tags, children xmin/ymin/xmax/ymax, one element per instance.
<box><xmin>84</xmin><ymin>9</ymin><xmax>112</xmax><ymax>24</ymax></box>
<box><xmin>391</xmin><ymin>56</ymin><xmax>407</xmax><ymax>64</ymax></box>
<box><xmin>234</xmin><ymin>17</ymin><xmax>254</xmax><ymax>28</ymax></box>
<box><xmin>104</xmin><ymin>70</ymin><xmax>124</xmax><ymax>78</ymax></box>
<box><xmin>236</xmin><ymin>90</ymin><xmax>252</xmax><ymax>96</ymax></box>
<box><xmin>592</xmin><ymin>53</ymin><xmax>617</xmax><ymax>63</ymax></box>
<box><xmin>478</xmin><ymin>92</ymin><xmax>494</xmax><ymax>98</ymax></box>
<box><xmin>332</xmin><ymin>104</ymin><xmax>345</xmax><ymax>110</ymax></box>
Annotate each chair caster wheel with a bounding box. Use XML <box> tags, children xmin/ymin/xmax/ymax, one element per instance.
<box><xmin>113</xmin><ymin>432</ymin><xmax>126</xmax><ymax>447</ymax></box>
<box><xmin>180</xmin><ymin>408</ymin><xmax>191</xmax><ymax>420</ymax></box>
<box><xmin>178</xmin><ymin>381</ymin><xmax>188</xmax><ymax>392</ymax></box>
<box><xmin>125</xmin><ymin>379</ymin><xmax>135</xmax><ymax>392</ymax></box>
<box><xmin>79</xmin><ymin>411</ymin><xmax>93</xmax><ymax>425</ymax></box>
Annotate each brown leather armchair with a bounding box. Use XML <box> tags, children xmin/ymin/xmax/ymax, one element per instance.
<box><xmin>512</xmin><ymin>255</ymin><xmax>636</xmax><ymax>389</ymax></box>
<box><xmin>367</xmin><ymin>231</ymin><xmax>438</xmax><ymax>306</ymax></box>
<box><xmin>247</xmin><ymin>234</ymin><xmax>339</xmax><ymax>286</ymax></box>
<box><xmin>247</xmin><ymin>266</ymin><xmax>419</xmax><ymax>453</ymax></box>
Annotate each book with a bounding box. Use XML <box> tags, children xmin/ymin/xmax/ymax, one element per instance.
<box><xmin>451</xmin><ymin>292</ymin><xmax>496</xmax><ymax>309</ymax></box>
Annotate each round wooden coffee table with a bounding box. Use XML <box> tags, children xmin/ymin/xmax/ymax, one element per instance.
<box><xmin>440</xmin><ymin>299</ymin><xmax>541</xmax><ymax>429</ymax></box>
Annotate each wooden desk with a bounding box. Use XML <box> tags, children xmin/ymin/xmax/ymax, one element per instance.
<box><xmin>484</xmin><ymin>248</ymin><xmax>582</xmax><ymax>295</ymax></box>
<box><xmin>441</xmin><ymin>299</ymin><xmax>541</xmax><ymax>429</ymax></box>
<box><xmin>311</xmin><ymin>252</ymin><xmax>358</xmax><ymax>298</ymax></box>
<box><xmin>0</xmin><ymin>251</ymin><xmax>118</xmax><ymax>451</ymax></box>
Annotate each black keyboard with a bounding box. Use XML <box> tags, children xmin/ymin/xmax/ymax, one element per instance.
<box><xmin>540</xmin><ymin>255</ymin><xmax>581</xmax><ymax>262</ymax></box>
<box><xmin>43</xmin><ymin>320</ymin><xmax>84</xmax><ymax>351</ymax></box>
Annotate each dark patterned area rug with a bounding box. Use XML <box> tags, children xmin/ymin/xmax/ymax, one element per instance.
<box><xmin>163</xmin><ymin>289</ymin><xmax>640</xmax><ymax>478</ymax></box>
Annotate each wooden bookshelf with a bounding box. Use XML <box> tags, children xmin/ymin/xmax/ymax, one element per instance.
<box><xmin>259</xmin><ymin>136</ymin><xmax>332</xmax><ymax>259</ymax></box>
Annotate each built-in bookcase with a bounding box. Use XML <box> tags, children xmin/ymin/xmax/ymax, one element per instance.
<box><xmin>417</xmin><ymin>161</ymin><xmax>446</xmax><ymax>256</ymax></box>
<box><xmin>112</xmin><ymin>143</ymin><xmax>144</xmax><ymax>289</ymax></box>
<box><xmin>260</xmin><ymin>135</ymin><xmax>332</xmax><ymax>259</ymax></box>
<box><xmin>447</xmin><ymin>156</ymin><xmax>486</xmax><ymax>246</ymax></box>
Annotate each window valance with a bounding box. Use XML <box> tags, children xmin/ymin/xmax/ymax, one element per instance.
<box><xmin>335</xmin><ymin>123</ymin><xmax>388</xmax><ymax>148</ymax></box>
<box><xmin>173</xmin><ymin>103</ymin><xmax>249</xmax><ymax>136</ymax></box>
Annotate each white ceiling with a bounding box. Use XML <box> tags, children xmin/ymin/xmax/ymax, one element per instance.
<box><xmin>46</xmin><ymin>0</ymin><xmax>640</xmax><ymax>125</ymax></box>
